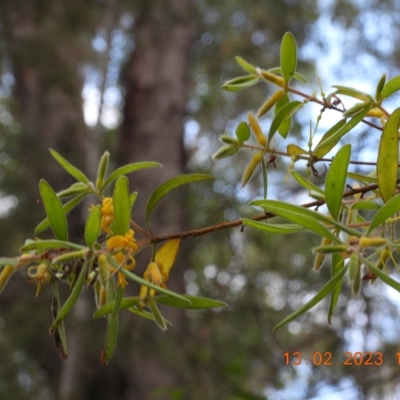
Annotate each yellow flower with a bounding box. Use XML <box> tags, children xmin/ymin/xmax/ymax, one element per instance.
<box><xmin>140</xmin><ymin>261</ymin><xmax>168</xmax><ymax>299</ymax></box>
<box><xmin>101</xmin><ymin>197</ymin><xmax>114</xmax><ymax>234</ymax></box>
<box><xmin>106</xmin><ymin>229</ymin><xmax>137</xmax><ymax>287</ymax></box>
<box><xmin>27</xmin><ymin>263</ymin><xmax>51</xmax><ymax>297</ymax></box>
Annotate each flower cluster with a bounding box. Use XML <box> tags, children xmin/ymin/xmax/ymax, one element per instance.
<box><xmin>140</xmin><ymin>261</ymin><xmax>169</xmax><ymax>299</ymax></box>
<box><xmin>106</xmin><ymin>229</ymin><xmax>137</xmax><ymax>287</ymax></box>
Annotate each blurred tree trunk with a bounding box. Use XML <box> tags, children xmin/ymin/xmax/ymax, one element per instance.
<box><xmin>0</xmin><ymin>2</ymin><xmax>95</xmax><ymax>400</ymax></box>
<box><xmin>118</xmin><ymin>1</ymin><xmax>198</xmax><ymax>399</ymax></box>
<box><xmin>0</xmin><ymin>0</ymin><xmax>90</xmax><ymax>238</ymax></box>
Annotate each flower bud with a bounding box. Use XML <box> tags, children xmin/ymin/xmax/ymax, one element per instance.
<box><xmin>359</xmin><ymin>237</ymin><xmax>387</xmax><ymax>248</ymax></box>
<box><xmin>0</xmin><ymin>265</ymin><xmax>15</xmax><ymax>293</ymax></box>
<box><xmin>242</xmin><ymin>152</ymin><xmax>264</xmax><ymax>187</ymax></box>
<box><xmin>248</xmin><ymin>112</ymin><xmax>267</xmax><ymax>146</ymax></box>
<box><xmin>257</xmin><ymin>68</ymin><xmax>285</xmax><ymax>87</ymax></box>
<box><xmin>257</xmin><ymin>89</ymin><xmax>285</xmax><ymax>118</ymax></box>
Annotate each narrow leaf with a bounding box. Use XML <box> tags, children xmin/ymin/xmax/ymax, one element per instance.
<box><xmin>251</xmin><ymin>199</ymin><xmax>361</xmax><ymax>239</ymax></box>
<box><xmin>313</xmin><ymin>119</ymin><xmax>346</xmax><ymax>158</ymax></box>
<box><xmin>235</xmin><ymin>56</ymin><xmax>257</xmax><ymax>73</ymax></box>
<box><xmin>275</xmin><ymin>93</ymin><xmax>291</xmax><ymax>137</ymax></box>
<box><xmin>154</xmin><ymin>295</ymin><xmax>228</xmax><ymax>309</ymax></box>
<box><xmin>280</xmin><ymin>32</ymin><xmax>297</xmax><ymax>84</ymax></box>
<box><xmin>332</xmin><ymin>85</ymin><xmax>372</xmax><ymax>101</ymax></box>
<box><xmin>93</xmin><ymin>297</ymin><xmax>141</xmax><ymax>318</ymax></box>
<box><xmin>291</xmin><ymin>170</ymin><xmax>324</xmax><ymax>195</ymax></box>
<box><xmin>106</xmin><ymin>256</ymin><xmax>190</xmax><ymax>303</ymax></box>
<box><xmin>49</xmin><ymin>149</ymin><xmax>89</xmax><ymax>183</ymax></box>
<box><xmin>20</xmin><ymin>240</ymin><xmax>86</xmax><ymax>253</ymax></box>
<box><xmin>39</xmin><ymin>180</ymin><xmax>68</xmax><ymax>241</ymax></box>
<box><xmin>145</xmin><ymin>174</ymin><xmax>214</xmax><ymax>231</ymax></box>
<box><xmin>148</xmin><ymin>297</ymin><xmax>167</xmax><ymax>330</ymax></box>
<box><xmin>273</xmin><ymin>264</ymin><xmax>348</xmax><ymax>331</ymax></box>
<box><xmin>268</xmin><ymin>67</ymin><xmax>307</xmax><ymax>84</ymax></box>
<box><xmin>50</xmin><ymin>260</ymin><xmax>88</xmax><ymax>332</ymax></box>
<box><xmin>85</xmin><ymin>205</ymin><xmax>101</xmax><ymax>248</ymax></box>
<box><xmin>241</xmin><ymin>218</ymin><xmax>304</xmax><ymax>234</ymax></box>
<box><xmin>130</xmin><ymin>191</ymin><xmax>138</xmax><ymax>208</ymax></box>
<box><xmin>361</xmin><ymin>256</ymin><xmax>400</xmax><ymax>292</ymax></box>
<box><xmin>314</xmin><ymin>109</ymin><xmax>368</xmax><ymax>158</ymax></box>
<box><xmin>347</xmin><ymin>171</ymin><xmax>377</xmax><ymax>184</ymax></box>
<box><xmin>381</xmin><ymin>75</ymin><xmax>400</xmax><ymax>100</ymax></box>
<box><xmin>35</xmin><ymin>193</ymin><xmax>87</xmax><ymax>234</ymax></box>
<box><xmin>102</xmin><ymin>162</ymin><xmax>161</xmax><ymax>190</ymax></box>
<box><xmin>268</xmin><ymin>101</ymin><xmax>302</xmax><ymax>141</ymax></box>
<box><xmin>103</xmin><ymin>285</ymin><xmax>124</xmax><ymax>365</ymax></box>
<box><xmin>328</xmin><ymin>253</ymin><xmax>345</xmax><ymax>324</ymax></box>
<box><xmin>325</xmin><ymin>144</ymin><xmax>351</xmax><ymax>220</ymax></box>
<box><xmin>113</xmin><ymin>176</ymin><xmax>131</xmax><ymax>235</ymax></box>
<box><xmin>377</xmin><ymin>108</ymin><xmax>400</xmax><ymax>202</ymax></box>
<box><xmin>221</xmin><ymin>75</ymin><xmax>258</xmax><ymax>92</ymax></box>
<box><xmin>351</xmin><ymin>201</ymin><xmax>380</xmax><ymax>211</ymax></box>
<box><xmin>367</xmin><ymin>193</ymin><xmax>400</xmax><ymax>235</ymax></box>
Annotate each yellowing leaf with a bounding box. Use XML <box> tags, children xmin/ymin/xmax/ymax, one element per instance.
<box><xmin>155</xmin><ymin>239</ymin><xmax>180</xmax><ymax>274</ymax></box>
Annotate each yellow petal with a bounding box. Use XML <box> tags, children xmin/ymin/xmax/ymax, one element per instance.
<box><xmin>155</xmin><ymin>239</ymin><xmax>180</xmax><ymax>275</ymax></box>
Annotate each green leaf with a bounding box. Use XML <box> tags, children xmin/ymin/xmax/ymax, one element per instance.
<box><xmin>375</xmin><ymin>74</ymin><xmax>386</xmax><ymax>102</ymax></box>
<box><xmin>367</xmin><ymin>193</ymin><xmax>400</xmax><ymax>235</ymax></box>
<box><xmin>103</xmin><ymin>285</ymin><xmax>124</xmax><ymax>365</ymax></box>
<box><xmin>51</xmin><ymin>281</ymin><xmax>68</xmax><ymax>358</ymax></box>
<box><xmin>50</xmin><ymin>260</ymin><xmax>88</xmax><ymax>332</ymax></box>
<box><xmin>261</xmin><ymin>157</ymin><xmax>267</xmax><ymax>199</ymax></box>
<box><xmin>20</xmin><ymin>240</ymin><xmax>86</xmax><ymax>253</ymax></box>
<box><xmin>113</xmin><ymin>176</ymin><xmax>131</xmax><ymax>235</ymax></box>
<box><xmin>0</xmin><ymin>257</ymin><xmax>18</xmax><ymax>267</ymax></box>
<box><xmin>154</xmin><ymin>295</ymin><xmax>228</xmax><ymax>309</ymax></box>
<box><xmin>35</xmin><ymin>193</ymin><xmax>87</xmax><ymax>234</ymax></box>
<box><xmin>347</xmin><ymin>172</ymin><xmax>377</xmax><ymax>184</ymax></box>
<box><xmin>280</xmin><ymin>32</ymin><xmax>297</xmax><ymax>84</ymax></box>
<box><xmin>130</xmin><ymin>191</ymin><xmax>138</xmax><ymax>208</ymax></box>
<box><xmin>268</xmin><ymin>67</ymin><xmax>307</xmax><ymax>84</ymax></box>
<box><xmin>241</xmin><ymin>218</ymin><xmax>304</xmax><ymax>234</ymax></box>
<box><xmin>377</xmin><ymin>108</ymin><xmax>400</xmax><ymax>203</ymax></box>
<box><xmin>57</xmin><ymin>182</ymin><xmax>90</xmax><ymax>198</ymax></box>
<box><xmin>325</xmin><ymin>144</ymin><xmax>351</xmax><ymax>220</ymax></box>
<box><xmin>381</xmin><ymin>75</ymin><xmax>400</xmax><ymax>100</ymax></box>
<box><xmin>39</xmin><ymin>180</ymin><xmax>68</xmax><ymax>241</ymax></box>
<box><xmin>148</xmin><ymin>297</ymin><xmax>168</xmax><ymax>331</ymax></box>
<box><xmin>106</xmin><ymin>256</ymin><xmax>191</xmax><ymax>303</ymax></box>
<box><xmin>274</xmin><ymin>93</ymin><xmax>291</xmax><ymax>137</ymax></box>
<box><xmin>221</xmin><ymin>75</ymin><xmax>258</xmax><ymax>92</ymax></box>
<box><xmin>328</xmin><ymin>253</ymin><xmax>345</xmax><ymax>324</ymax></box>
<box><xmin>332</xmin><ymin>85</ymin><xmax>372</xmax><ymax>101</ymax></box>
<box><xmin>273</xmin><ymin>264</ymin><xmax>348</xmax><ymax>331</ymax></box>
<box><xmin>251</xmin><ymin>200</ymin><xmax>361</xmax><ymax>239</ymax></box>
<box><xmin>85</xmin><ymin>205</ymin><xmax>101</xmax><ymax>248</ymax></box>
<box><xmin>235</xmin><ymin>56</ymin><xmax>257</xmax><ymax>74</ymax></box>
<box><xmin>213</xmin><ymin>145</ymin><xmax>240</xmax><ymax>159</ymax></box>
<box><xmin>351</xmin><ymin>201</ymin><xmax>380</xmax><ymax>211</ymax></box>
<box><xmin>93</xmin><ymin>297</ymin><xmax>141</xmax><ymax>318</ymax></box>
<box><xmin>268</xmin><ymin>101</ymin><xmax>302</xmax><ymax>141</ymax></box>
<box><xmin>291</xmin><ymin>170</ymin><xmax>324</xmax><ymax>195</ymax></box>
<box><xmin>49</xmin><ymin>149</ymin><xmax>89</xmax><ymax>184</ymax></box>
<box><xmin>102</xmin><ymin>162</ymin><xmax>161</xmax><ymax>190</ymax></box>
<box><xmin>360</xmin><ymin>256</ymin><xmax>400</xmax><ymax>292</ymax></box>
<box><xmin>145</xmin><ymin>174</ymin><xmax>214</xmax><ymax>231</ymax></box>
<box><xmin>235</xmin><ymin>121</ymin><xmax>251</xmax><ymax>143</ymax></box>
<box><xmin>313</xmin><ymin>109</ymin><xmax>368</xmax><ymax>158</ymax></box>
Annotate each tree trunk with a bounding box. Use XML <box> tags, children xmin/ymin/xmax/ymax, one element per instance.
<box><xmin>118</xmin><ymin>1</ymin><xmax>198</xmax><ymax>399</ymax></box>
